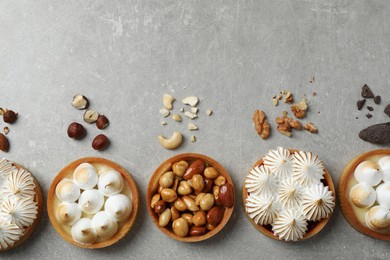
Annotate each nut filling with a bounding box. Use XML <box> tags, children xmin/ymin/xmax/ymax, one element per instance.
<box><xmin>151</xmin><ymin>159</ymin><xmax>234</xmax><ymax>238</ymax></box>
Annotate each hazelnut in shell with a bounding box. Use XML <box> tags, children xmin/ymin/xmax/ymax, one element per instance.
<box><xmin>92</xmin><ymin>134</ymin><xmax>110</xmax><ymax>151</ymax></box>
<box><xmin>67</xmin><ymin>122</ymin><xmax>86</xmax><ymax>140</ymax></box>
<box><xmin>96</xmin><ymin>115</ymin><xmax>109</xmax><ymax>129</ymax></box>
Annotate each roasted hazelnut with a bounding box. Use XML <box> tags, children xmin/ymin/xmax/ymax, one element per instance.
<box><xmin>67</xmin><ymin>122</ymin><xmax>86</xmax><ymax>140</ymax></box>
<box><xmin>154</xmin><ymin>200</ymin><xmax>167</xmax><ymax>214</ymax></box>
<box><xmin>83</xmin><ymin>110</ymin><xmax>99</xmax><ymax>123</ymax></box>
<box><xmin>3</xmin><ymin>110</ymin><xmax>17</xmax><ymax>124</ymax></box>
<box><xmin>72</xmin><ymin>94</ymin><xmax>89</xmax><ymax>110</ymax></box>
<box><xmin>96</xmin><ymin>115</ymin><xmax>109</xmax><ymax>129</ymax></box>
<box><xmin>92</xmin><ymin>134</ymin><xmax>110</xmax><ymax>150</ymax></box>
<box><xmin>0</xmin><ymin>133</ymin><xmax>9</xmax><ymax>152</ymax></box>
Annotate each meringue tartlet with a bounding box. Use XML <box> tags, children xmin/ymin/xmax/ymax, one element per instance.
<box><xmin>0</xmin><ymin>159</ymin><xmax>43</xmax><ymax>252</ymax></box>
<box><xmin>48</xmin><ymin>157</ymin><xmax>139</xmax><ymax>248</ymax></box>
<box><xmin>339</xmin><ymin>149</ymin><xmax>390</xmax><ymax>240</ymax></box>
<box><xmin>243</xmin><ymin>147</ymin><xmax>336</xmax><ymax>242</ymax></box>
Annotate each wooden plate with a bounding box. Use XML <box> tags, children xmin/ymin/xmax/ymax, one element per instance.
<box><xmin>0</xmin><ymin>162</ymin><xmax>43</xmax><ymax>252</ymax></box>
<box><xmin>47</xmin><ymin>157</ymin><xmax>139</xmax><ymax>249</ymax></box>
<box><xmin>242</xmin><ymin>149</ymin><xmax>336</xmax><ymax>241</ymax></box>
<box><xmin>147</xmin><ymin>153</ymin><xmax>235</xmax><ymax>242</ymax></box>
<box><xmin>339</xmin><ymin>149</ymin><xmax>390</xmax><ymax>240</ymax></box>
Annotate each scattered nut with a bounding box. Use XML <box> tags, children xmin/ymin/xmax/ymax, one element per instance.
<box><xmin>191</xmin><ymin>107</ymin><xmax>198</xmax><ymax>114</ymax></box>
<box><xmin>0</xmin><ymin>108</ymin><xmax>4</xmax><ymax>116</ymax></box>
<box><xmin>281</xmin><ymin>90</ymin><xmax>294</xmax><ymax>103</ymax></box>
<box><xmin>163</xmin><ymin>94</ymin><xmax>175</xmax><ymax>110</ymax></box>
<box><xmin>92</xmin><ymin>134</ymin><xmax>110</xmax><ymax>151</ymax></box>
<box><xmin>188</xmin><ymin>123</ymin><xmax>198</xmax><ymax>131</ymax></box>
<box><xmin>184</xmin><ymin>111</ymin><xmax>198</xmax><ymax>120</ymax></box>
<box><xmin>253</xmin><ymin>110</ymin><xmax>270</xmax><ymax>139</ymax></box>
<box><xmin>67</xmin><ymin>122</ymin><xmax>86</xmax><ymax>140</ymax></box>
<box><xmin>304</xmin><ymin>122</ymin><xmax>318</xmax><ymax>133</ymax></box>
<box><xmin>161</xmin><ymin>121</ymin><xmax>167</xmax><ymax>126</ymax></box>
<box><xmin>182</xmin><ymin>96</ymin><xmax>199</xmax><ymax>107</ymax></box>
<box><xmin>3</xmin><ymin>110</ymin><xmax>18</xmax><ymax>124</ymax></box>
<box><xmin>72</xmin><ymin>94</ymin><xmax>89</xmax><ymax>110</ymax></box>
<box><xmin>275</xmin><ymin>111</ymin><xmax>293</xmax><ymax>137</ymax></box>
<box><xmin>172</xmin><ymin>114</ymin><xmax>182</xmax><ymax>122</ymax></box>
<box><xmin>0</xmin><ymin>133</ymin><xmax>9</xmax><ymax>152</ymax></box>
<box><xmin>207</xmin><ymin>109</ymin><xmax>212</xmax><ymax>116</ymax></box>
<box><xmin>83</xmin><ymin>110</ymin><xmax>99</xmax><ymax>124</ymax></box>
<box><xmin>159</xmin><ymin>108</ymin><xmax>170</xmax><ymax>117</ymax></box>
<box><xmin>180</xmin><ymin>108</ymin><xmax>185</xmax><ymax>112</ymax></box>
<box><xmin>3</xmin><ymin>127</ymin><xmax>9</xmax><ymax>135</ymax></box>
<box><xmin>96</xmin><ymin>115</ymin><xmax>109</xmax><ymax>129</ymax></box>
<box><xmin>272</xmin><ymin>96</ymin><xmax>278</xmax><ymax>106</ymax></box>
<box><xmin>290</xmin><ymin>98</ymin><xmax>308</xmax><ymax>119</ymax></box>
<box><xmin>158</xmin><ymin>131</ymin><xmax>183</xmax><ymax>149</ymax></box>
<box><xmin>190</xmin><ymin>135</ymin><xmax>196</xmax><ymax>142</ymax></box>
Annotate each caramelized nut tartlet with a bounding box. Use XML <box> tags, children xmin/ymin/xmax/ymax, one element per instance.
<box><xmin>47</xmin><ymin>157</ymin><xmax>139</xmax><ymax>248</ymax></box>
<box><xmin>0</xmin><ymin>159</ymin><xmax>43</xmax><ymax>251</ymax></box>
<box><xmin>339</xmin><ymin>149</ymin><xmax>390</xmax><ymax>240</ymax></box>
<box><xmin>147</xmin><ymin>153</ymin><xmax>235</xmax><ymax>242</ymax></box>
<box><xmin>242</xmin><ymin>147</ymin><xmax>335</xmax><ymax>241</ymax></box>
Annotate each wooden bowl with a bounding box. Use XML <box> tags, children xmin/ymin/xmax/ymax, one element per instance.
<box><xmin>242</xmin><ymin>149</ymin><xmax>336</xmax><ymax>241</ymax></box>
<box><xmin>147</xmin><ymin>153</ymin><xmax>235</xmax><ymax>242</ymax></box>
<box><xmin>47</xmin><ymin>157</ymin><xmax>139</xmax><ymax>249</ymax></box>
<box><xmin>339</xmin><ymin>149</ymin><xmax>390</xmax><ymax>240</ymax></box>
<box><xmin>0</xmin><ymin>162</ymin><xmax>43</xmax><ymax>252</ymax></box>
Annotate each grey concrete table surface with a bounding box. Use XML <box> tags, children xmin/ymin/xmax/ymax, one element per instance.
<box><xmin>1</xmin><ymin>0</ymin><xmax>389</xmax><ymax>259</ymax></box>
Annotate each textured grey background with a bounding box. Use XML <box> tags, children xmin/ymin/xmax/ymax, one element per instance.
<box><xmin>1</xmin><ymin>0</ymin><xmax>389</xmax><ymax>259</ymax></box>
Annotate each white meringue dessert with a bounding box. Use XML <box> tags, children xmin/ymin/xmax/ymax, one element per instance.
<box><xmin>71</xmin><ymin>218</ymin><xmax>97</xmax><ymax>245</ymax></box>
<box><xmin>354</xmin><ymin>161</ymin><xmax>382</xmax><ymax>186</ymax></box>
<box><xmin>244</xmin><ymin>148</ymin><xmax>335</xmax><ymax>241</ymax></box>
<box><xmin>98</xmin><ymin>170</ymin><xmax>124</xmax><ymax>196</ymax></box>
<box><xmin>78</xmin><ymin>189</ymin><xmax>104</xmax><ymax>214</ymax></box>
<box><xmin>92</xmin><ymin>211</ymin><xmax>118</xmax><ymax>238</ymax></box>
<box><xmin>379</xmin><ymin>156</ymin><xmax>390</xmax><ymax>183</ymax></box>
<box><xmin>55</xmin><ymin>179</ymin><xmax>80</xmax><ymax>203</ymax></box>
<box><xmin>104</xmin><ymin>194</ymin><xmax>132</xmax><ymax>222</ymax></box>
<box><xmin>73</xmin><ymin>163</ymin><xmax>99</xmax><ymax>190</ymax></box>
<box><xmin>365</xmin><ymin>205</ymin><xmax>390</xmax><ymax>231</ymax></box>
<box><xmin>376</xmin><ymin>183</ymin><xmax>390</xmax><ymax>208</ymax></box>
<box><xmin>350</xmin><ymin>183</ymin><xmax>376</xmax><ymax>208</ymax></box>
<box><xmin>56</xmin><ymin>202</ymin><xmax>82</xmax><ymax>226</ymax></box>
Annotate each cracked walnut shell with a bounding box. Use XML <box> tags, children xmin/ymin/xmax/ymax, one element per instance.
<box><xmin>253</xmin><ymin>110</ymin><xmax>270</xmax><ymax>139</ymax></box>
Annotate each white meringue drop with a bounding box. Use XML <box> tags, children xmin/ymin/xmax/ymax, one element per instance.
<box><xmin>92</xmin><ymin>211</ymin><xmax>118</xmax><ymax>238</ymax></box>
<box><xmin>376</xmin><ymin>182</ymin><xmax>390</xmax><ymax>208</ymax></box>
<box><xmin>350</xmin><ymin>183</ymin><xmax>376</xmax><ymax>208</ymax></box>
<box><xmin>1</xmin><ymin>197</ymin><xmax>38</xmax><ymax>228</ymax></box>
<box><xmin>365</xmin><ymin>205</ymin><xmax>390</xmax><ymax>230</ymax></box>
<box><xmin>301</xmin><ymin>183</ymin><xmax>335</xmax><ymax>221</ymax></box>
<box><xmin>73</xmin><ymin>163</ymin><xmax>98</xmax><ymax>190</ymax></box>
<box><xmin>55</xmin><ymin>179</ymin><xmax>80</xmax><ymax>202</ymax></box>
<box><xmin>379</xmin><ymin>156</ymin><xmax>390</xmax><ymax>182</ymax></box>
<box><xmin>354</xmin><ymin>161</ymin><xmax>382</xmax><ymax>186</ymax></box>
<box><xmin>2</xmin><ymin>169</ymin><xmax>35</xmax><ymax>199</ymax></box>
<box><xmin>292</xmin><ymin>151</ymin><xmax>324</xmax><ymax>185</ymax></box>
<box><xmin>0</xmin><ymin>159</ymin><xmax>17</xmax><ymax>190</ymax></box>
<box><xmin>272</xmin><ymin>209</ymin><xmax>308</xmax><ymax>241</ymax></box>
<box><xmin>56</xmin><ymin>202</ymin><xmax>82</xmax><ymax>226</ymax></box>
<box><xmin>245</xmin><ymin>194</ymin><xmax>280</xmax><ymax>225</ymax></box>
<box><xmin>104</xmin><ymin>194</ymin><xmax>132</xmax><ymax>222</ymax></box>
<box><xmin>0</xmin><ymin>220</ymin><xmax>24</xmax><ymax>250</ymax></box>
<box><xmin>71</xmin><ymin>218</ymin><xmax>97</xmax><ymax>245</ymax></box>
<box><xmin>278</xmin><ymin>178</ymin><xmax>304</xmax><ymax>209</ymax></box>
<box><xmin>263</xmin><ymin>147</ymin><xmax>294</xmax><ymax>179</ymax></box>
<box><xmin>98</xmin><ymin>170</ymin><xmax>124</xmax><ymax>197</ymax></box>
<box><xmin>78</xmin><ymin>189</ymin><xmax>104</xmax><ymax>214</ymax></box>
<box><xmin>245</xmin><ymin>165</ymin><xmax>276</xmax><ymax>197</ymax></box>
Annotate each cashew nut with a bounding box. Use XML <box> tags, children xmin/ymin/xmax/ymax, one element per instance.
<box><xmin>158</xmin><ymin>131</ymin><xmax>183</xmax><ymax>149</ymax></box>
<box><xmin>163</xmin><ymin>94</ymin><xmax>175</xmax><ymax>110</ymax></box>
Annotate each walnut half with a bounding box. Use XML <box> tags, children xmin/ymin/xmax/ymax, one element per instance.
<box><xmin>253</xmin><ymin>110</ymin><xmax>270</xmax><ymax>139</ymax></box>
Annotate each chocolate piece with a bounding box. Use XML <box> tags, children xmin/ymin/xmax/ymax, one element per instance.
<box><xmin>367</xmin><ymin>106</ymin><xmax>374</xmax><ymax>111</ymax></box>
<box><xmin>385</xmin><ymin>104</ymin><xmax>390</xmax><ymax>117</ymax></box>
<box><xmin>359</xmin><ymin>122</ymin><xmax>390</xmax><ymax>144</ymax></box>
<box><xmin>357</xmin><ymin>99</ymin><xmax>366</xmax><ymax>110</ymax></box>
<box><xmin>361</xmin><ymin>84</ymin><xmax>374</xmax><ymax>98</ymax></box>
<box><xmin>374</xmin><ymin>95</ymin><xmax>381</xmax><ymax>105</ymax></box>
<box><xmin>366</xmin><ymin>113</ymin><xmax>373</xmax><ymax>119</ymax></box>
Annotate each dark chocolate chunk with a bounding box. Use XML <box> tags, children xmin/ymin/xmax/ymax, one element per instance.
<box><xmin>359</xmin><ymin>122</ymin><xmax>390</xmax><ymax>144</ymax></box>
<box><xmin>361</xmin><ymin>84</ymin><xmax>374</xmax><ymax>98</ymax></box>
<box><xmin>374</xmin><ymin>95</ymin><xmax>381</xmax><ymax>104</ymax></box>
<box><xmin>366</xmin><ymin>113</ymin><xmax>373</xmax><ymax>119</ymax></box>
<box><xmin>385</xmin><ymin>104</ymin><xmax>390</xmax><ymax>117</ymax></box>
<box><xmin>357</xmin><ymin>99</ymin><xmax>366</xmax><ymax>110</ymax></box>
<box><xmin>367</xmin><ymin>106</ymin><xmax>374</xmax><ymax>111</ymax></box>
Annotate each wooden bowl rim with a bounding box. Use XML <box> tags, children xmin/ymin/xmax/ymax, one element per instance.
<box><xmin>242</xmin><ymin>148</ymin><xmax>336</xmax><ymax>242</ymax></box>
<box><xmin>146</xmin><ymin>153</ymin><xmax>235</xmax><ymax>242</ymax></box>
<box><xmin>338</xmin><ymin>149</ymin><xmax>390</xmax><ymax>241</ymax></box>
<box><xmin>47</xmin><ymin>157</ymin><xmax>140</xmax><ymax>249</ymax></box>
<box><xmin>0</xmin><ymin>162</ymin><xmax>43</xmax><ymax>252</ymax></box>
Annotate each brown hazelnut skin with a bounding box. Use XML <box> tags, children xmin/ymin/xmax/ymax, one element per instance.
<box><xmin>67</xmin><ymin>122</ymin><xmax>86</xmax><ymax>140</ymax></box>
<box><xmin>3</xmin><ymin>110</ymin><xmax>17</xmax><ymax>124</ymax></box>
<box><xmin>96</xmin><ymin>115</ymin><xmax>109</xmax><ymax>129</ymax></box>
<box><xmin>92</xmin><ymin>134</ymin><xmax>110</xmax><ymax>151</ymax></box>
<box><xmin>0</xmin><ymin>133</ymin><xmax>9</xmax><ymax>152</ymax></box>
